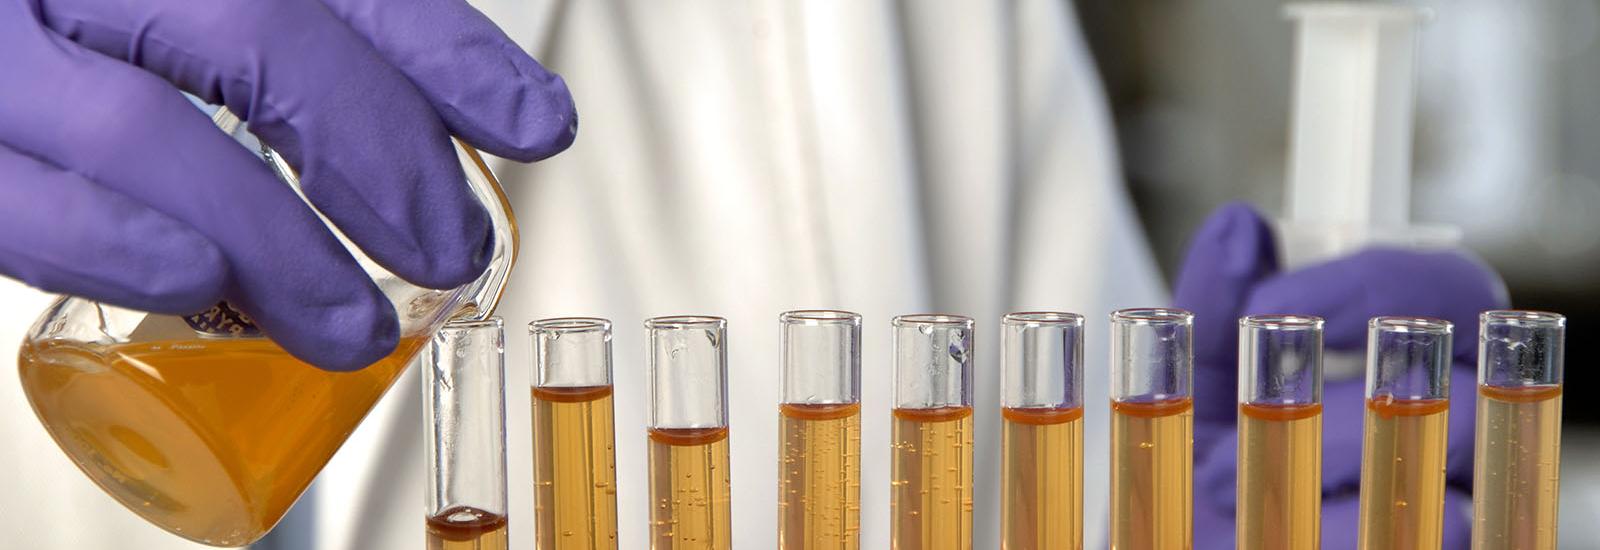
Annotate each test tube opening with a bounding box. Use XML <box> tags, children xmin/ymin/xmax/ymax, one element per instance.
<box><xmin>1239</xmin><ymin>315</ymin><xmax>1325</xmax><ymax>408</ymax></box>
<box><xmin>531</xmin><ymin>317</ymin><xmax>613</xmax><ymax>393</ymax></box>
<box><xmin>422</xmin><ymin>318</ymin><xmax>509</xmax><ymax>546</ymax></box>
<box><xmin>1366</xmin><ymin>316</ymin><xmax>1453</xmax><ymax>403</ymax></box>
<box><xmin>780</xmin><ymin>310</ymin><xmax>862</xmax><ymax>408</ymax></box>
<box><xmin>1110</xmin><ymin>308</ymin><xmax>1194</xmax><ymax>405</ymax></box>
<box><xmin>1001</xmin><ymin>311</ymin><xmax>1085</xmax><ymax>413</ymax></box>
<box><xmin>892</xmin><ymin>314</ymin><xmax>975</xmax><ymax>412</ymax></box>
<box><xmin>647</xmin><ymin>315</ymin><xmax>730</xmax><ymax>432</ymax></box>
<box><xmin>1479</xmin><ymin>310</ymin><xmax>1565</xmax><ymax>389</ymax></box>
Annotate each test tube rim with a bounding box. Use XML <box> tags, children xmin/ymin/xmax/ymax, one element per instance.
<box><xmin>643</xmin><ymin>315</ymin><xmax>727</xmax><ymax>330</ymax></box>
<box><xmin>1240</xmin><ymin>314</ymin><xmax>1324</xmax><ymax>330</ymax></box>
<box><xmin>780</xmin><ymin>309</ymin><xmax>862</xmax><ymax>325</ymax></box>
<box><xmin>1369</xmin><ymin>315</ymin><xmax>1452</xmax><ymax>334</ymax></box>
<box><xmin>1003</xmin><ymin>311</ymin><xmax>1085</xmax><ymax>327</ymax></box>
<box><xmin>529</xmin><ymin>316</ymin><xmax>611</xmax><ymax>334</ymax></box>
<box><xmin>441</xmin><ymin>317</ymin><xmax>504</xmax><ymax>331</ymax></box>
<box><xmin>1481</xmin><ymin>309</ymin><xmax>1566</xmax><ymax>329</ymax></box>
<box><xmin>892</xmin><ymin>313</ymin><xmax>974</xmax><ymax>328</ymax></box>
<box><xmin>1110</xmin><ymin>307</ymin><xmax>1193</xmax><ymax>326</ymax></box>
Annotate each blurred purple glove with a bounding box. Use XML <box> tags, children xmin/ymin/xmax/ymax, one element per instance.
<box><xmin>0</xmin><ymin>0</ymin><xmax>575</xmax><ymax>370</ymax></box>
<box><xmin>1175</xmin><ymin>203</ymin><xmax>1507</xmax><ymax>549</ymax></box>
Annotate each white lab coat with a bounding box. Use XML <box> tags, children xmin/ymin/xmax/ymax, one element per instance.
<box><xmin>0</xmin><ymin>1</ymin><xmax>1163</xmax><ymax>548</ymax></box>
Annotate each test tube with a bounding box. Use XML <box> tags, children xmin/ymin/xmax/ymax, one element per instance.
<box><xmin>890</xmin><ymin>314</ymin><xmax>975</xmax><ymax>550</ymax></box>
<box><xmin>777</xmin><ymin>310</ymin><xmax>863</xmax><ymax>549</ymax></box>
<box><xmin>1236</xmin><ymin>315</ymin><xmax>1324</xmax><ymax>550</ymax></box>
<box><xmin>1109</xmin><ymin>308</ymin><xmax>1194</xmax><ymax>550</ymax></box>
<box><xmin>530</xmin><ymin>318</ymin><xmax>619</xmax><ymax>549</ymax></box>
<box><xmin>1000</xmin><ymin>312</ymin><xmax>1085</xmax><ymax>550</ymax></box>
<box><xmin>1472</xmin><ymin>311</ymin><xmax>1566</xmax><ymax>550</ymax></box>
<box><xmin>423</xmin><ymin>318</ymin><xmax>509</xmax><ymax>550</ymax></box>
<box><xmin>646</xmin><ymin>316</ymin><xmax>733</xmax><ymax>549</ymax></box>
<box><xmin>1357</xmin><ymin>317</ymin><xmax>1452</xmax><ymax>550</ymax></box>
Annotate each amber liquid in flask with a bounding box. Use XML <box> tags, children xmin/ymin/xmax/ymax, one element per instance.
<box><xmin>17</xmin><ymin>105</ymin><xmax>519</xmax><ymax>546</ymax></box>
<box><xmin>778</xmin><ymin>403</ymin><xmax>862</xmax><ymax>549</ymax></box>
<box><xmin>428</xmin><ymin>507</ymin><xmax>510</xmax><ymax>550</ymax></box>
<box><xmin>649</xmin><ymin>427</ymin><xmax>733</xmax><ymax>548</ymax></box>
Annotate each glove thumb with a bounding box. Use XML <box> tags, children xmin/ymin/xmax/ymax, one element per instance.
<box><xmin>1172</xmin><ymin>202</ymin><xmax>1279</xmax><ymax>424</ymax></box>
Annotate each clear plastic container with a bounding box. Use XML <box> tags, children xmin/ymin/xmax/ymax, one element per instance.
<box><xmin>15</xmin><ymin>106</ymin><xmax>518</xmax><ymax>547</ymax></box>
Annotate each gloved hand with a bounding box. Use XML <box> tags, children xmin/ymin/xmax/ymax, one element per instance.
<box><xmin>1176</xmin><ymin>203</ymin><xmax>1507</xmax><ymax>549</ymax></box>
<box><xmin>0</xmin><ymin>0</ymin><xmax>575</xmax><ymax>370</ymax></box>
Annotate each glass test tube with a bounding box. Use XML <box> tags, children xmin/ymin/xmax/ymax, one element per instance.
<box><xmin>424</xmin><ymin>318</ymin><xmax>510</xmax><ymax>550</ymax></box>
<box><xmin>890</xmin><ymin>314</ymin><xmax>975</xmax><ymax>550</ymax></box>
<box><xmin>1000</xmin><ymin>312</ymin><xmax>1085</xmax><ymax>550</ymax></box>
<box><xmin>1236</xmin><ymin>315</ymin><xmax>1324</xmax><ymax>550</ymax></box>
<box><xmin>1472</xmin><ymin>311</ymin><xmax>1566</xmax><ymax>550</ymax></box>
<box><xmin>1109</xmin><ymin>308</ymin><xmax>1194</xmax><ymax>550</ymax></box>
<box><xmin>777</xmin><ymin>310</ymin><xmax>863</xmax><ymax>549</ymax></box>
<box><xmin>1357</xmin><ymin>317</ymin><xmax>1452</xmax><ymax>550</ymax></box>
<box><xmin>647</xmin><ymin>316</ymin><xmax>733</xmax><ymax>549</ymax></box>
<box><xmin>531</xmin><ymin>318</ymin><xmax>620</xmax><ymax>549</ymax></box>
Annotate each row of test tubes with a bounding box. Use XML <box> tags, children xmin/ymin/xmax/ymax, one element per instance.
<box><xmin>417</xmin><ymin>308</ymin><xmax>1566</xmax><ymax>550</ymax></box>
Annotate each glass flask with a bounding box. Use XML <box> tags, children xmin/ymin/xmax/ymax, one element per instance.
<box><xmin>15</xmin><ymin>105</ymin><xmax>519</xmax><ymax>547</ymax></box>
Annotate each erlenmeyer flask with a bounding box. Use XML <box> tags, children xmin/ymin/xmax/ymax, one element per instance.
<box><xmin>15</xmin><ymin>105</ymin><xmax>519</xmax><ymax>547</ymax></box>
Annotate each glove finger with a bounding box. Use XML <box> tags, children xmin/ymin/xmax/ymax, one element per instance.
<box><xmin>315</xmin><ymin>0</ymin><xmax>578</xmax><ymax>161</ymax></box>
<box><xmin>0</xmin><ymin>11</ymin><xmax>396</xmax><ymax>371</ymax></box>
<box><xmin>38</xmin><ymin>0</ymin><xmax>493</xmax><ymax>290</ymax></box>
<box><xmin>1243</xmin><ymin>248</ymin><xmax>1509</xmax><ymax>362</ymax></box>
<box><xmin>0</xmin><ymin>145</ymin><xmax>226</xmax><ymax>314</ymax></box>
<box><xmin>1172</xmin><ymin>202</ymin><xmax>1279</xmax><ymax>422</ymax></box>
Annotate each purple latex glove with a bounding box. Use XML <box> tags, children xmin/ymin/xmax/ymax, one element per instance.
<box><xmin>1175</xmin><ymin>203</ymin><xmax>1506</xmax><ymax>549</ymax></box>
<box><xmin>0</xmin><ymin>0</ymin><xmax>575</xmax><ymax>370</ymax></box>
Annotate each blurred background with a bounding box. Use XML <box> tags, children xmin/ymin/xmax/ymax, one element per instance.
<box><xmin>1072</xmin><ymin>0</ymin><xmax>1600</xmax><ymax>541</ymax></box>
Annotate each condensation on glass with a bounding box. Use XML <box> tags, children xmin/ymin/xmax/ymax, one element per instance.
<box><xmin>15</xmin><ymin>105</ymin><xmax>518</xmax><ymax>546</ymax></box>
<box><xmin>777</xmin><ymin>310</ymin><xmax>862</xmax><ymax>549</ymax></box>
<box><xmin>1236</xmin><ymin>315</ymin><xmax>1324</xmax><ymax>550</ymax></box>
<box><xmin>1473</xmin><ymin>311</ymin><xmax>1566</xmax><ymax>550</ymax></box>
<box><xmin>646</xmin><ymin>316</ymin><xmax>733</xmax><ymax>549</ymax></box>
<box><xmin>1000</xmin><ymin>312</ymin><xmax>1084</xmax><ymax>550</ymax></box>
<box><xmin>530</xmin><ymin>317</ymin><xmax>619</xmax><ymax>549</ymax></box>
<box><xmin>1358</xmin><ymin>317</ymin><xmax>1452</xmax><ymax>550</ymax></box>
<box><xmin>889</xmin><ymin>314</ymin><xmax>975</xmax><ymax>550</ymax></box>
<box><xmin>1108</xmin><ymin>308</ymin><xmax>1193</xmax><ymax>550</ymax></box>
<box><xmin>424</xmin><ymin>318</ymin><xmax>510</xmax><ymax>550</ymax></box>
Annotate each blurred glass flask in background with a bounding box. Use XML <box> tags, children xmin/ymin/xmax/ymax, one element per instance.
<box><xmin>15</xmin><ymin>105</ymin><xmax>518</xmax><ymax>547</ymax></box>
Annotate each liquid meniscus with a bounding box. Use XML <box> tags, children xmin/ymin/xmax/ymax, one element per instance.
<box><xmin>1237</xmin><ymin>403</ymin><xmax>1322</xmax><ymax>550</ymax></box>
<box><xmin>778</xmin><ymin>402</ymin><xmax>862</xmax><ymax>550</ymax></box>
<box><xmin>427</xmin><ymin>506</ymin><xmax>509</xmax><ymax>550</ymax></box>
<box><xmin>1473</xmin><ymin>385</ymin><xmax>1562</xmax><ymax>550</ymax></box>
<box><xmin>1358</xmin><ymin>397</ymin><xmax>1449</xmax><ymax>550</ymax></box>
<box><xmin>532</xmin><ymin>385</ymin><xmax>619</xmax><ymax>549</ymax></box>
<box><xmin>649</xmin><ymin>427</ymin><xmax>732</xmax><ymax>549</ymax></box>
<box><xmin>1001</xmin><ymin>406</ymin><xmax>1083</xmax><ymax>550</ymax></box>
<box><xmin>1110</xmin><ymin>398</ymin><xmax>1193</xmax><ymax>550</ymax></box>
<box><xmin>890</xmin><ymin>406</ymin><xmax>974</xmax><ymax>550</ymax></box>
